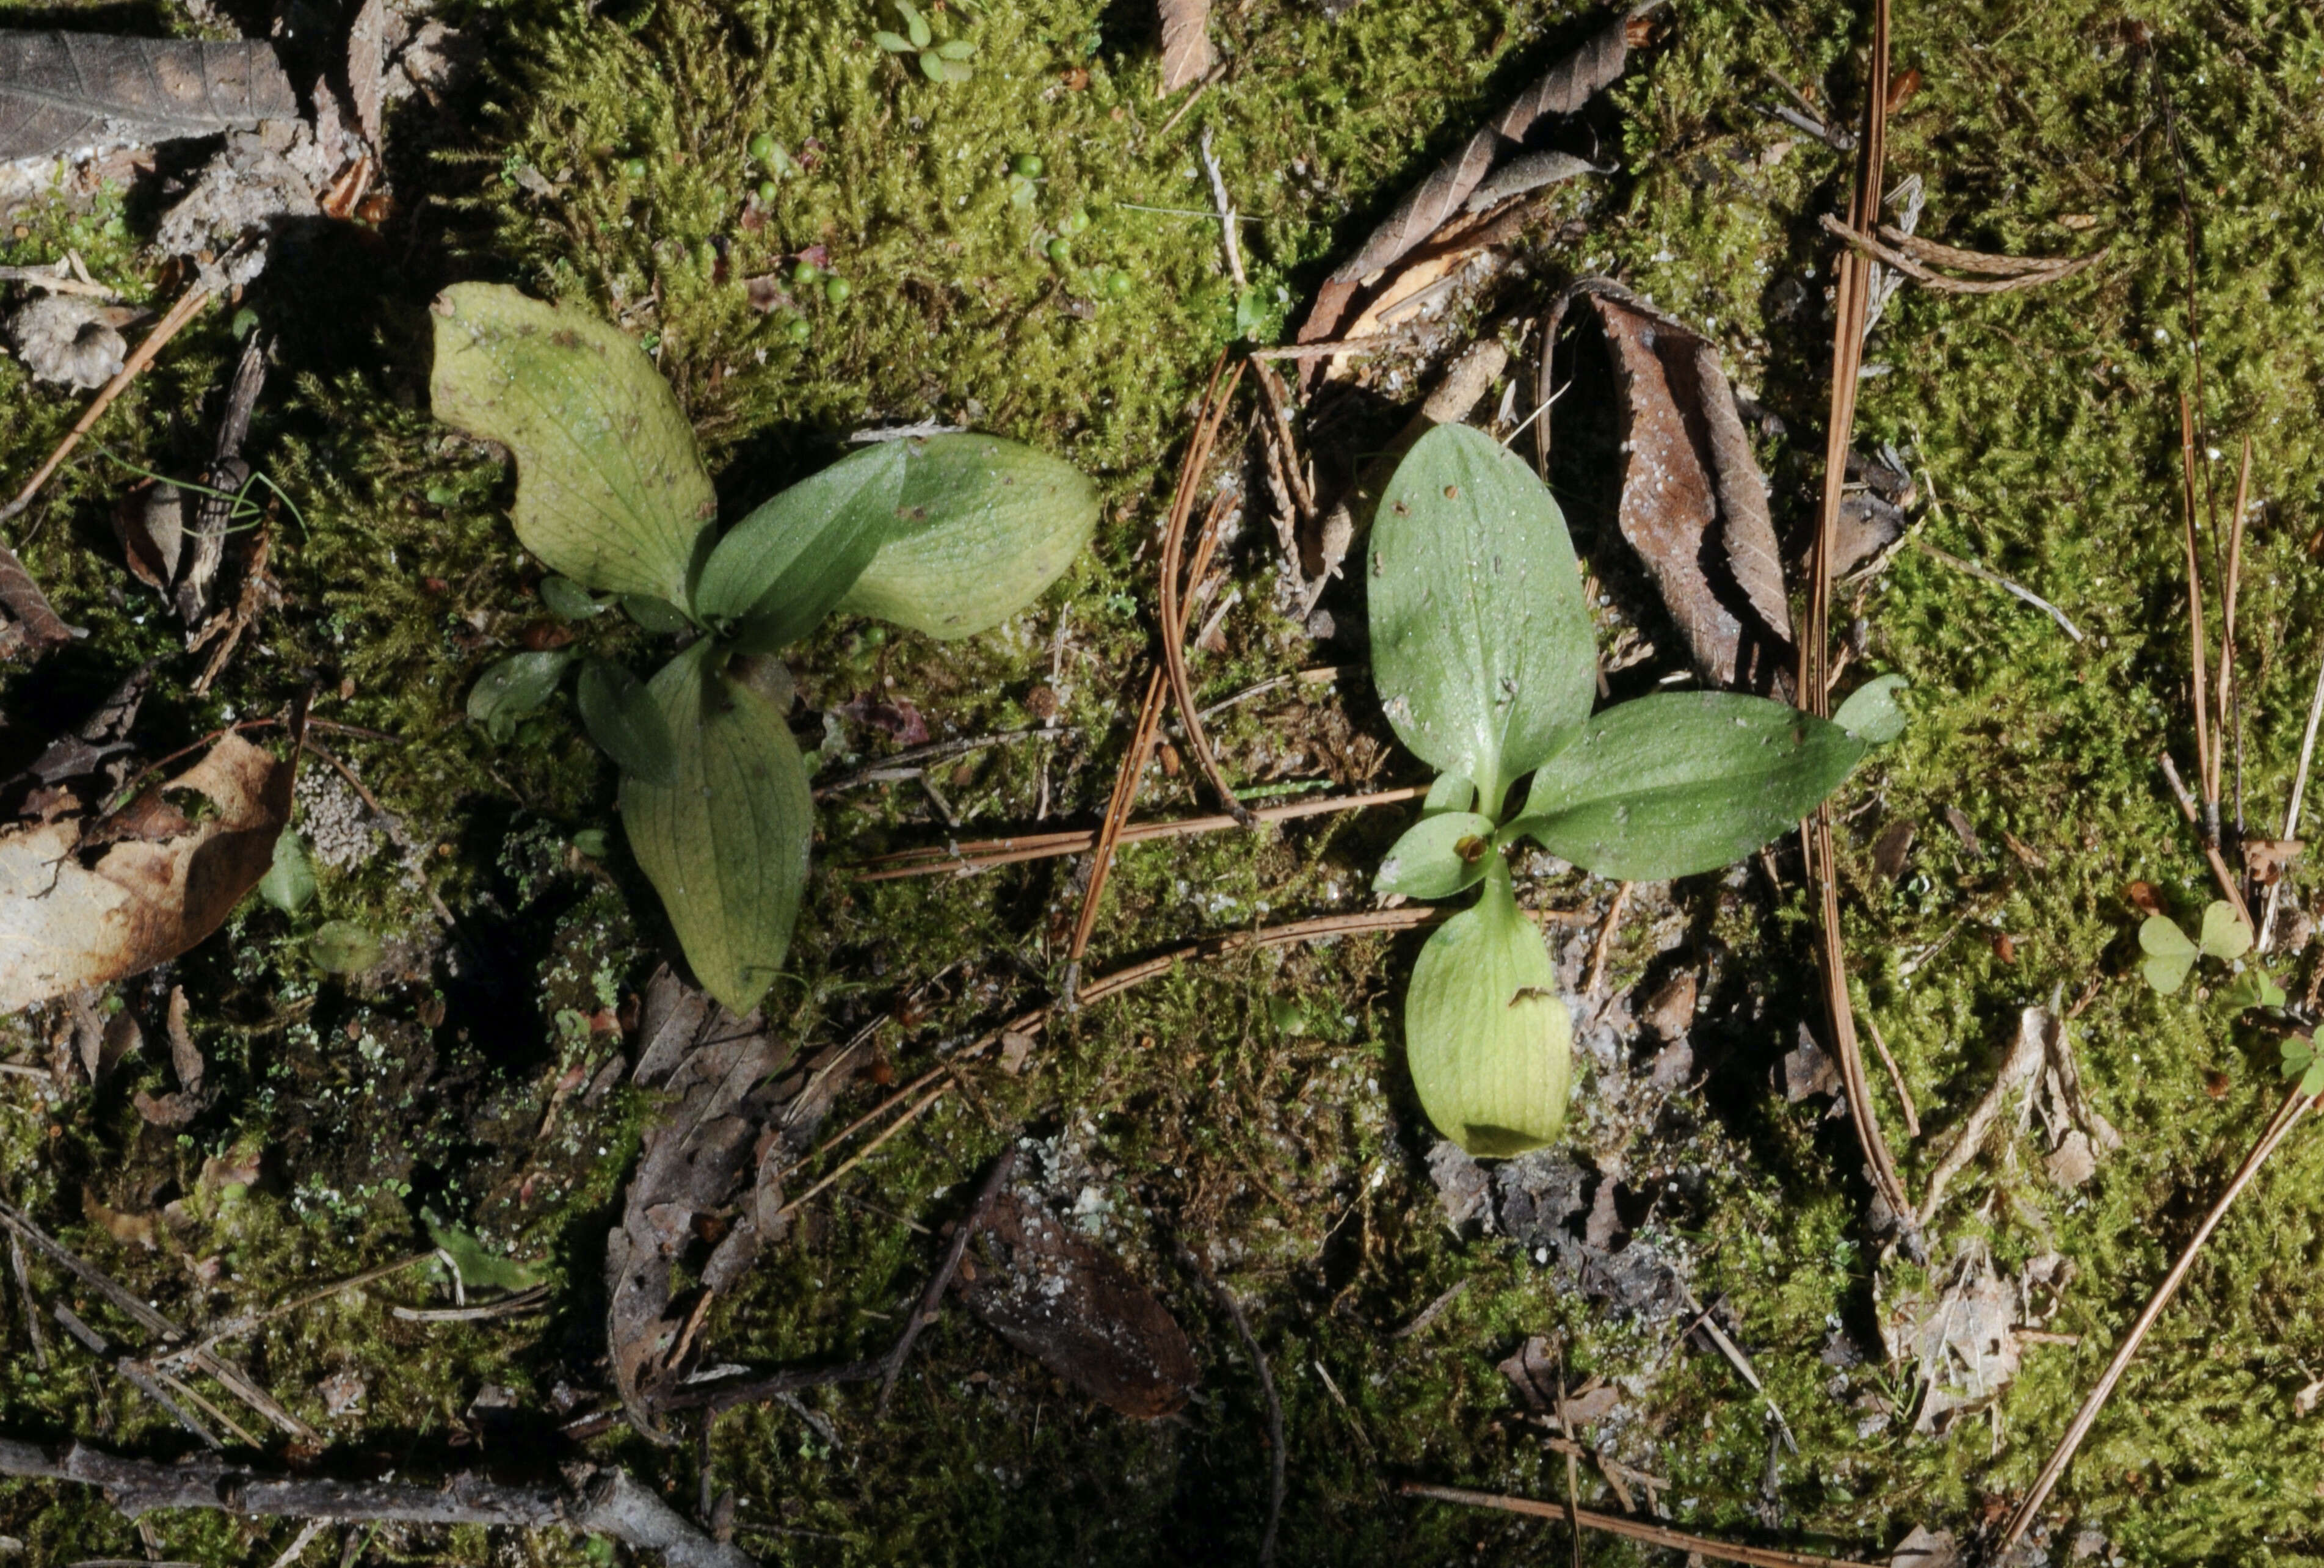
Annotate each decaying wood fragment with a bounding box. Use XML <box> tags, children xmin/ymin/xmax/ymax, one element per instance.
<box><xmin>0</xmin><ymin>33</ymin><xmax>297</xmax><ymax>161</ymax></box>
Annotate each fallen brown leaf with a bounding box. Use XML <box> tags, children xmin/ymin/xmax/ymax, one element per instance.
<box><xmin>0</xmin><ymin>34</ymin><xmax>299</xmax><ymax>161</ymax></box>
<box><xmin>959</xmin><ymin>1189</ymin><xmax>1198</xmax><ymax>1418</ymax></box>
<box><xmin>1157</xmin><ymin>0</ymin><xmax>1210</xmax><ymax>96</ymax></box>
<box><xmin>0</xmin><ymin>732</ymin><xmax>291</xmax><ymax>1011</ymax></box>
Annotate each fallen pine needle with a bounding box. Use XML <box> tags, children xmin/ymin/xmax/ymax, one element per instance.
<box><xmin>1401</xmin><ymin>1483</ymin><xmax>1871</xmax><ymax>1567</ymax></box>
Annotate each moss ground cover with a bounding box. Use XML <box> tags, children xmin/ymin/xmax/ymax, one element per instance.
<box><xmin>7</xmin><ymin>0</ymin><xmax>2324</xmax><ymax>1563</ymax></box>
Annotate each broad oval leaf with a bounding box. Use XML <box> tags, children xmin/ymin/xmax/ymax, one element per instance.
<box><xmin>1368</xmin><ymin>423</ymin><xmax>1594</xmax><ymax>815</ymax></box>
<box><xmin>1404</xmin><ymin>861</ymin><xmax>1571</xmax><ymax>1158</ymax></box>
<box><xmin>2138</xmin><ymin>913</ymin><xmax>2197</xmax><ymax>995</ymax></box>
<box><xmin>620</xmin><ymin>643</ymin><xmax>814</xmax><ymax>1014</ymax></box>
<box><xmin>577</xmin><ymin>659</ymin><xmax>678</xmax><ymax>786</ymax></box>
<box><xmin>1374</xmin><ymin>811</ymin><xmax>1494</xmax><ymax>899</ymax></box>
<box><xmin>310</xmin><ymin>920</ymin><xmax>382</xmax><ymax>975</ymax></box>
<box><xmin>467</xmin><ymin>650</ymin><xmax>572</xmax><ymax>742</ymax></box>
<box><xmin>257</xmin><ymin>827</ymin><xmax>317</xmax><ymax>913</ymax></box>
<box><xmin>623</xmin><ymin>593</ymin><xmax>694</xmax><ymax>635</ymax></box>
<box><xmin>835</xmin><ymin>434</ymin><xmax>1100</xmax><ymax>639</ymax></box>
<box><xmin>429</xmin><ymin>283</ymin><xmax>714</xmax><ymax>606</ymax></box>
<box><xmin>1505</xmin><ymin>692</ymin><xmax>1865</xmax><ymax>881</ymax></box>
<box><xmin>1422</xmin><ymin>773</ymin><xmax>1476</xmax><ymax>816</ymax></box>
<box><xmin>694</xmin><ymin>440</ymin><xmax>909</xmax><ymax>650</ymax></box>
<box><xmin>1835</xmin><ymin>673</ymin><xmax>1909</xmax><ymax>744</ymax></box>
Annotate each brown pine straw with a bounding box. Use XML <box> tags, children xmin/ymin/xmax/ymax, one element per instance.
<box><xmin>1061</xmin><ymin>664</ymin><xmax>1170</xmax><ymax>994</ymax></box>
<box><xmin>2177</xmin><ymin>394</ymin><xmax>2219</xmax><ymax>842</ymax></box>
<box><xmin>1999</xmin><ymin>1086</ymin><xmax>2315</xmax><ymax>1553</ymax></box>
<box><xmin>0</xmin><ymin>281</ymin><xmax>214</xmax><ymax>524</ymax></box>
<box><xmin>1816</xmin><ymin>216</ymin><xmax>2107</xmax><ymax>294</ymax></box>
<box><xmin>1160</xmin><ymin>357</ymin><xmax>1255</xmax><ymax>824</ymax></box>
<box><xmin>1795</xmin><ymin>0</ymin><xmax>1914</xmax><ymax>1236</ymax></box>
<box><xmin>852</xmin><ymin>784</ymin><xmax>1429</xmax><ymax>881</ymax></box>
<box><xmin>2212</xmin><ymin>435</ymin><xmax>2252</xmax><ymax>811</ymax></box>
<box><xmin>1401</xmin><ymin>1483</ymin><xmax>1871</xmax><ymax>1568</ymax></box>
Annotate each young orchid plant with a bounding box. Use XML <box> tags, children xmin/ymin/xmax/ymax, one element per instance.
<box><xmin>430</xmin><ymin>284</ymin><xmax>1097</xmax><ymax>1013</ymax></box>
<box><xmin>1366</xmin><ymin>424</ymin><xmax>1906</xmax><ymax>1156</ymax></box>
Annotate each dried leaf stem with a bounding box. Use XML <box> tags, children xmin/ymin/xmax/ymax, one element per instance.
<box><xmin>2214</xmin><ymin>436</ymin><xmax>2251</xmax><ymax>818</ymax></box>
<box><xmin>1817</xmin><ymin>216</ymin><xmax>2105</xmax><ymax>294</ymax></box>
<box><xmin>1401</xmin><ymin>1483</ymin><xmax>1870</xmax><ymax>1568</ymax></box>
<box><xmin>0</xmin><ymin>283</ymin><xmax>213</xmax><ymax>525</ymax></box>
<box><xmin>2000</xmin><ymin>1086</ymin><xmax>2314</xmax><ymax>1553</ymax></box>
<box><xmin>2259</xmin><ymin>639</ymin><xmax>2324</xmax><ymax>949</ymax></box>
<box><xmin>1796</xmin><ymin>0</ymin><xmax>1914</xmax><ymax>1237</ymax></box>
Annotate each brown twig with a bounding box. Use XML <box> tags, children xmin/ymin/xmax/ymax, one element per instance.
<box><xmin>1160</xmin><ymin>357</ymin><xmax>1254</xmax><ymax>825</ymax></box>
<box><xmin>876</xmin><ymin>1149</ymin><xmax>1019</xmax><ymax>1412</ymax></box>
<box><xmin>2213</xmin><ymin>435</ymin><xmax>2251</xmax><ymax>818</ymax></box>
<box><xmin>1401</xmin><ymin>1483</ymin><xmax>1871</xmax><ymax>1567</ymax></box>
<box><xmin>811</xmin><ymin>728</ymin><xmax>1056</xmax><ymax>797</ymax></box>
<box><xmin>2177</xmin><ymin>394</ymin><xmax>2220</xmax><ymax>843</ymax></box>
<box><xmin>1999</xmin><ymin>1086</ymin><xmax>2314</xmax><ymax>1553</ymax></box>
<box><xmin>0</xmin><ymin>283</ymin><xmax>214</xmax><ymax>524</ymax></box>
<box><xmin>1797</xmin><ymin>0</ymin><xmax>1915</xmax><ymax>1242</ymax></box>
<box><xmin>1062</xmin><ymin>665</ymin><xmax>1170</xmax><ymax>992</ymax></box>
<box><xmin>1860</xmin><ymin>1012</ymin><xmax>1920</xmax><ymax>1139</ymax></box>
<box><xmin>853</xmin><ymin>785</ymin><xmax>1429</xmax><ymax>880</ymax></box>
<box><xmin>1584</xmin><ymin>882</ymin><xmax>1631</xmax><ymax>997</ymax></box>
<box><xmin>1246</xmin><ymin>341</ymin><xmax>1389</xmax><ymax>362</ymax></box>
<box><xmin>2157</xmin><ymin>752</ymin><xmax>2253</xmax><ymax>927</ymax></box>
<box><xmin>159</xmin><ymin>1253</ymin><xmax>437</xmax><ymax>1371</ymax></box>
<box><xmin>1872</xmin><ymin>225</ymin><xmax>2080</xmax><ymax>276</ymax></box>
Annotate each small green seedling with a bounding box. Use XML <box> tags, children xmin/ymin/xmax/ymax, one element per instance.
<box><xmin>873</xmin><ymin>0</ymin><xmax>975</xmax><ymax>82</ymax></box>
<box><xmin>431</xmin><ymin>284</ymin><xmax>1097</xmax><ymax>1011</ymax></box>
<box><xmin>2139</xmin><ymin>900</ymin><xmax>2257</xmax><ymax>996</ymax></box>
<box><xmin>2281</xmin><ymin>1033</ymin><xmax>2324</xmax><ymax>1098</ymax></box>
<box><xmin>1367</xmin><ymin>424</ymin><xmax>1904</xmax><ymax>1156</ymax></box>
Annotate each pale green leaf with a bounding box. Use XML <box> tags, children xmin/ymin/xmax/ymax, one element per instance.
<box><xmin>1373</xmin><ymin>811</ymin><xmax>1494</xmax><ymax>899</ymax></box>
<box><xmin>428</xmin><ymin>283</ymin><xmax>713</xmax><ymax>606</ymax></box>
<box><xmin>1422</xmin><ymin>773</ymin><xmax>1476</xmax><ymax>816</ymax></box>
<box><xmin>1503</xmin><ymin>692</ymin><xmax>1865</xmax><ymax>881</ymax></box>
<box><xmin>940</xmin><ymin>56</ymin><xmax>974</xmax><ymax>81</ymax></box>
<box><xmin>1367</xmin><ymin>423</ymin><xmax>1594</xmax><ymax>814</ymax></box>
<box><xmin>467</xmin><ymin>650</ymin><xmax>572</xmax><ymax>742</ymax></box>
<box><xmin>898</xmin><ymin>0</ymin><xmax>931</xmax><ymax>46</ymax></box>
<box><xmin>1404</xmin><ymin>860</ymin><xmax>1571</xmax><ymax>1157</ymax></box>
<box><xmin>423</xmin><ymin>1213</ymin><xmax>545</xmax><ymax>1292</ymax></box>
<box><xmin>577</xmin><ymin>659</ymin><xmax>677</xmax><ymax>786</ymax></box>
<box><xmin>310</xmin><ymin>921</ymin><xmax>382</xmax><ymax>975</ymax></box>
<box><xmin>873</xmin><ymin>29</ymin><xmax>914</xmax><ymax>50</ymax></box>
<box><xmin>1834</xmin><ymin>673</ymin><xmax>1909</xmax><ymax>744</ymax></box>
<box><xmin>694</xmin><ymin>440</ymin><xmax>909</xmax><ymax>650</ymax></box>
<box><xmin>620</xmin><ymin>643</ymin><xmax>813</xmax><ymax>1014</ymax></box>
<box><xmin>919</xmin><ymin>47</ymin><xmax>946</xmax><ymax>81</ymax></box>
<box><xmin>835</xmin><ymin>434</ymin><xmax>1100</xmax><ymax>639</ymax></box>
<box><xmin>257</xmin><ymin>827</ymin><xmax>316</xmax><ymax>913</ymax></box>
<box><xmin>2140</xmin><ymin>915</ymin><xmax>2196</xmax><ymax>994</ymax></box>
<box><xmin>936</xmin><ymin>38</ymin><xmax>975</xmax><ymax>58</ymax></box>
<box><xmin>2198</xmin><ymin>899</ymin><xmax>2254</xmax><ymax>961</ymax></box>
<box><xmin>2221</xmin><ymin>967</ymin><xmax>2286</xmax><ymax>1010</ymax></box>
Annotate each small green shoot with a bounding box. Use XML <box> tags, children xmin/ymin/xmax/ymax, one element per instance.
<box><xmin>873</xmin><ymin>1</ymin><xmax>974</xmax><ymax>83</ymax></box>
<box><xmin>2281</xmin><ymin>1033</ymin><xmax>2324</xmax><ymax>1100</ymax></box>
<box><xmin>2140</xmin><ymin>901</ymin><xmax>2254</xmax><ymax>995</ymax></box>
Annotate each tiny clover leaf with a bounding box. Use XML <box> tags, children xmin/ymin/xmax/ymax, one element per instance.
<box><xmin>2138</xmin><ymin>913</ymin><xmax>2198</xmax><ymax>994</ymax></box>
<box><xmin>2283</xmin><ymin>1034</ymin><xmax>2324</xmax><ymax>1100</ymax></box>
<box><xmin>1373</xmin><ymin>811</ymin><xmax>1495</xmax><ymax>899</ymax></box>
<box><xmin>2198</xmin><ymin>899</ymin><xmax>2256</xmax><ymax>962</ymax></box>
<box><xmin>2221</xmin><ymin>966</ymin><xmax>2287</xmax><ymax>1012</ymax></box>
<box><xmin>257</xmin><ymin>827</ymin><xmax>316</xmax><ymax>914</ymax></box>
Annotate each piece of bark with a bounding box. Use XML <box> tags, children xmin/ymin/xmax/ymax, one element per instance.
<box><xmin>0</xmin><ymin>1438</ymin><xmax>756</xmax><ymax>1568</ymax></box>
<box><xmin>346</xmin><ymin>0</ymin><xmax>390</xmax><ymax>151</ymax></box>
<box><xmin>0</xmin><ymin>33</ymin><xmax>297</xmax><ymax>161</ymax></box>
<box><xmin>958</xmin><ymin>1190</ymin><xmax>1199</xmax><ymax>1418</ymax></box>
<box><xmin>1583</xmin><ymin>288</ymin><xmax>1794</xmax><ymax>695</ymax></box>
<box><xmin>1157</xmin><ymin>0</ymin><xmax>1210</xmax><ymax>95</ymax></box>
<box><xmin>1296</xmin><ymin>9</ymin><xmax>1635</xmax><ymax>346</ymax></box>
<box><xmin>0</xmin><ymin>543</ymin><xmax>74</xmax><ymax>664</ymax></box>
<box><xmin>0</xmin><ymin>733</ymin><xmax>291</xmax><ymax>1011</ymax></box>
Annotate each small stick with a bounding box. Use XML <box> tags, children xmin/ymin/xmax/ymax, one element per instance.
<box><xmin>1873</xmin><ymin>225</ymin><xmax>2083</xmax><ymax>277</ymax></box>
<box><xmin>2212</xmin><ymin>436</ymin><xmax>2251</xmax><ymax>808</ymax></box>
<box><xmin>1245</xmin><ymin>340</ymin><xmax>1389</xmax><ymax>363</ymax></box>
<box><xmin>263</xmin><ymin>1519</ymin><xmax>330</xmax><ymax>1568</ymax></box>
<box><xmin>876</xmin><ymin>1148</ymin><xmax>1019</xmax><ymax>1412</ymax></box>
<box><xmin>772</xmin><ymin>1080</ymin><xmax>952</xmax><ymax>1222</ymax></box>
<box><xmin>1817</xmin><ymin>216</ymin><xmax>2105</xmax><ymax>294</ymax></box>
<box><xmin>0</xmin><ymin>1061</ymin><xmax>51</xmax><ymax>1082</ymax></box>
<box><xmin>2158</xmin><ymin>753</ymin><xmax>2254</xmax><ymax>927</ymax></box>
<box><xmin>1062</xmin><ymin>664</ymin><xmax>1171</xmax><ymax>990</ymax></box>
<box><xmin>1584</xmin><ymin>883</ymin><xmax>1632</xmax><ymax>997</ymax></box>
<box><xmin>390</xmin><ymin>1285</ymin><xmax>553</xmax><ymax>1323</ymax></box>
<box><xmin>812</xmin><ymin>728</ymin><xmax>1055</xmax><ymax>797</ymax></box>
<box><xmin>1198</xmin><ymin>127</ymin><xmax>1247</xmax><ymax>289</ymax></box>
<box><xmin>1999</xmin><ymin>1086</ymin><xmax>2313</xmax><ymax>1553</ymax></box>
<box><xmin>161</xmin><ymin>1252</ymin><xmax>437</xmax><ymax>1370</ymax></box>
<box><xmin>2260</xmin><ymin>637</ymin><xmax>2324</xmax><ymax>949</ymax></box>
<box><xmin>1401</xmin><ymin>1483</ymin><xmax>1872</xmax><ymax>1567</ymax></box>
<box><xmin>1391</xmin><ymin>1279</ymin><xmax>1469</xmax><ymax>1340</ymax></box>
<box><xmin>0</xmin><ymin>283</ymin><xmax>214</xmax><ymax>523</ymax></box>
<box><xmin>2177</xmin><ymin>394</ymin><xmax>2219</xmax><ymax>843</ymax></box>
<box><xmin>1910</xmin><ymin>540</ymin><xmax>2083</xmax><ymax>642</ymax></box>
<box><xmin>1859</xmin><ymin>1013</ymin><xmax>1920</xmax><ymax>1138</ymax></box>
<box><xmin>8</xmin><ymin>1232</ymin><xmax>46</xmax><ymax>1370</ymax></box>
<box><xmin>1158</xmin><ymin>357</ymin><xmax>1255</xmax><ymax>827</ymax></box>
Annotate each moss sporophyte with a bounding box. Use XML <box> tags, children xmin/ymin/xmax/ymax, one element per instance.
<box><xmin>1367</xmin><ymin>424</ymin><xmax>1905</xmax><ymax>1156</ymax></box>
<box><xmin>430</xmin><ymin>283</ymin><xmax>1098</xmax><ymax>1013</ymax></box>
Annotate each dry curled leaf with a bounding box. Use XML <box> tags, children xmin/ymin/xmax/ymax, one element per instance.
<box><xmin>9</xmin><ymin>294</ymin><xmax>137</xmax><ymax>390</ymax></box>
<box><xmin>607</xmin><ymin>967</ymin><xmax>846</xmax><ymax>1433</ymax></box>
<box><xmin>1581</xmin><ymin>288</ymin><xmax>1795</xmax><ymax>694</ymax></box>
<box><xmin>1296</xmin><ymin>10</ymin><xmax>1634</xmax><ymax>346</ymax></box>
<box><xmin>2245</xmin><ymin>837</ymin><xmax>2303</xmax><ymax>886</ymax></box>
<box><xmin>959</xmin><ymin>1189</ymin><xmax>1199</xmax><ymax>1418</ymax></box>
<box><xmin>0</xmin><ymin>32</ymin><xmax>298</xmax><ymax>161</ymax></box>
<box><xmin>1157</xmin><ymin>0</ymin><xmax>1210</xmax><ymax>95</ymax></box>
<box><xmin>0</xmin><ymin>733</ymin><xmax>291</xmax><ymax>1011</ymax></box>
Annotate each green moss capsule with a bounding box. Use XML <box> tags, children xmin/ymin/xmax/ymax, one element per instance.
<box><xmin>1011</xmin><ymin>153</ymin><xmax>1045</xmax><ymax>178</ymax></box>
<box><xmin>824</xmin><ymin>276</ymin><xmax>853</xmax><ymax>305</ymax></box>
<box><xmin>747</xmin><ymin>131</ymin><xmax>776</xmax><ymax>164</ymax></box>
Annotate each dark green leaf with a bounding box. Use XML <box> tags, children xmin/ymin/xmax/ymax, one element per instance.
<box><xmin>467</xmin><ymin>651</ymin><xmax>572</xmax><ymax>742</ymax></box>
<box><xmin>1368</xmin><ymin>423</ymin><xmax>1595</xmax><ymax>815</ymax></box>
<box><xmin>1504</xmin><ymin>692</ymin><xmax>1865</xmax><ymax>880</ymax></box>
<box><xmin>428</xmin><ymin>283</ymin><xmax>713</xmax><ymax>605</ymax></box>
<box><xmin>577</xmin><ymin>659</ymin><xmax>678</xmax><ymax>786</ymax></box>
<box><xmin>622</xmin><ymin>593</ymin><xmax>694</xmax><ymax>635</ymax></box>
<box><xmin>1403</xmin><ymin>860</ymin><xmax>1570</xmax><ymax>1156</ymax></box>
<box><xmin>540</xmin><ymin>575</ymin><xmax>606</xmax><ymax>620</ymax></box>
<box><xmin>620</xmin><ymin>643</ymin><xmax>814</xmax><ymax>1013</ymax></box>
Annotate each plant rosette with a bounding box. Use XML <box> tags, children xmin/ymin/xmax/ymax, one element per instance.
<box><xmin>1367</xmin><ymin>423</ymin><xmax>1906</xmax><ymax>1157</ymax></box>
<box><xmin>430</xmin><ymin>283</ymin><xmax>1097</xmax><ymax>1012</ymax></box>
